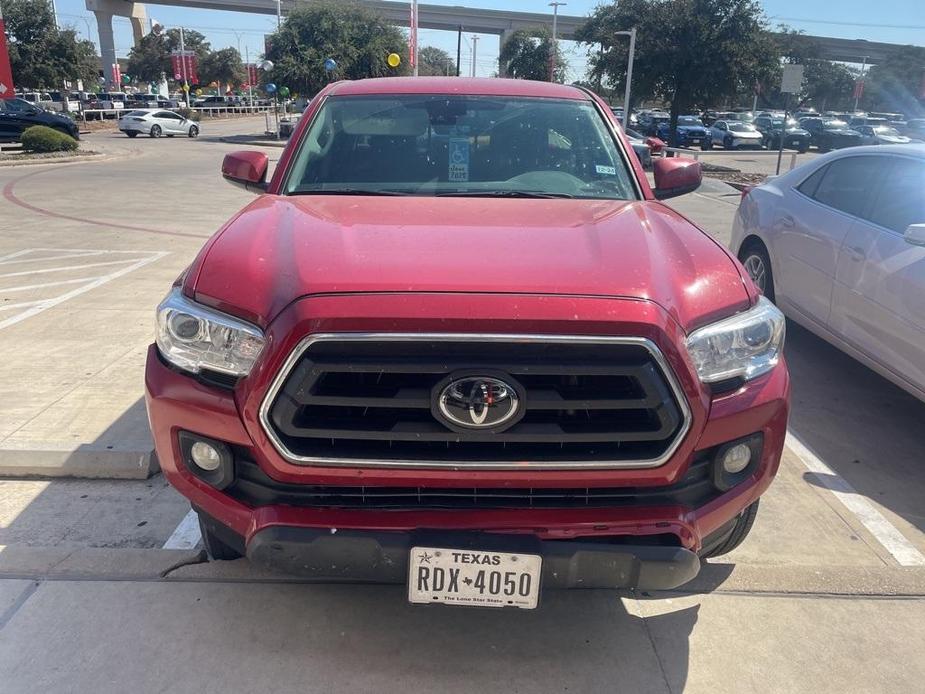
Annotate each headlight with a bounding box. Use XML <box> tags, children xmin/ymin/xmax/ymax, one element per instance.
<box><xmin>155</xmin><ymin>287</ymin><xmax>265</xmax><ymax>377</ymax></box>
<box><xmin>685</xmin><ymin>297</ymin><xmax>785</xmax><ymax>384</ymax></box>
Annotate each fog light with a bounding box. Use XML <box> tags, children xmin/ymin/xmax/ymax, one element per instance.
<box><xmin>190</xmin><ymin>441</ymin><xmax>222</xmax><ymax>471</ymax></box>
<box><xmin>178</xmin><ymin>431</ymin><xmax>234</xmax><ymax>490</ymax></box>
<box><xmin>721</xmin><ymin>443</ymin><xmax>752</xmax><ymax>474</ymax></box>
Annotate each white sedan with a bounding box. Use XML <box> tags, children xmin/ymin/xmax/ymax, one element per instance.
<box><xmin>731</xmin><ymin>144</ymin><xmax>925</xmax><ymax>402</ymax></box>
<box><xmin>118</xmin><ymin>109</ymin><xmax>200</xmax><ymax>138</ymax></box>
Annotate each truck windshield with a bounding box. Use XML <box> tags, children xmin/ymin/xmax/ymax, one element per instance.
<box><xmin>283</xmin><ymin>95</ymin><xmax>636</xmax><ymax>200</ymax></box>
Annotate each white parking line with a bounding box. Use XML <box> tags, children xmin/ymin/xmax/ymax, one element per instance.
<box><xmin>787</xmin><ymin>431</ymin><xmax>925</xmax><ymax>567</ymax></box>
<box><xmin>0</xmin><ymin>249</ymin><xmax>169</xmax><ymax>331</ymax></box>
<box><xmin>163</xmin><ymin>509</ymin><xmax>202</xmax><ymax>550</ymax></box>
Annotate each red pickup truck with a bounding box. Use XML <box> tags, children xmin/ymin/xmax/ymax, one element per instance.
<box><xmin>145</xmin><ymin>77</ymin><xmax>789</xmax><ymax>609</ymax></box>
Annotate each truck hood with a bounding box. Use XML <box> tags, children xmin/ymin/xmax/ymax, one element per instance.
<box><xmin>189</xmin><ymin>195</ymin><xmax>750</xmax><ymax>332</ymax></box>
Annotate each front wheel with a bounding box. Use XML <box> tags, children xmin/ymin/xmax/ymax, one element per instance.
<box><xmin>188</xmin><ymin>125</ymin><xmax>199</xmax><ymax>138</ymax></box>
<box><xmin>701</xmin><ymin>140</ymin><xmax>712</xmax><ymax>150</ymax></box>
<box><xmin>701</xmin><ymin>501</ymin><xmax>760</xmax><ymax>559</ymax></box>
<box><xmin>739</xmin><ymin>242</ymin><xmax>775</xmax><ymax>302</ymax></box>
<box><xmin>149</xmin><ymin>124</ymin><xmax>162</xmax><ymax>138</ymax></box>
<box><xmin>198</xmin><ymin>512</ymin><xmax>243</xmax><ymax>560</ymax></box>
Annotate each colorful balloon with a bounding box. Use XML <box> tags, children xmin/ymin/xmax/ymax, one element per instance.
<box><xmin>265</xmin><ymin>82</ymin><xmax>277</xmax><ymax>93</ymax></box>
<box><xmin>278</xmin><ymin>86</ymin><xmax>290</xmax><ymax>98</ymax></box>
<box><xmin>324</xmin><ymin>58</ymin><xmax>337</xmax><ymax>72</ymax></box>
<box><xmin>387</xmin><ymin>53</ymin><xmax>401</xmax><ymax>68</ymax></box>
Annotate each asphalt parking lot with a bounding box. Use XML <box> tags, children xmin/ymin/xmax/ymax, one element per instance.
<box><xmin>0</xmin><ymin>118</ymin><xmax>923</xmax><ymax>693</ymax></box>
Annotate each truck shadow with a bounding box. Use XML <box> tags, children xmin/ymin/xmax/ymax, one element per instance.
<box><xmin>784</xmin><ymin>320</ymin><xmax>925</xmax><ymax>537</ymax></box>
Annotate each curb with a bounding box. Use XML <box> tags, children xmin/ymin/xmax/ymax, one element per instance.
<box><xmin>0</xmin><ymin>445</ymin><xmax>159</xmax><ymax>480</ymax></box>
<box><xmin>0</xmin><ymin>152</ymin><xmax>107</xmax><ymax>168</ymax></box>
<box><xmin>219</xmin><ymin>136</ymin><xmax>287</xmax><ymax>148</ymax></box>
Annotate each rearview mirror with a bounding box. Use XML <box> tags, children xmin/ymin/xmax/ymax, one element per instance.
<box><xmin>222</xmin><ymin>151</ymin><xmax>269</xmax><ymax>193</ymax></box>
<box><xmin>652</xmin><ymin>157</ymin><xmax>702</xmax><ymax>200</ymax></box>
<box><xmin>904</xmin><ymin>223</ymin><xmax>925</xmax><ymax>247</ymax></box>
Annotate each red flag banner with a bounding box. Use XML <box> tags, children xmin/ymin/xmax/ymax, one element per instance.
<box><xmin>0</xmin><ymin>9</ymin><xmax>15</xmax><ymax>97</ymax></box>
<box><xmin>171</xmin><ymin>51</ymin><xmax>199</xmax><ymax>85</ymax></box>
<box><xmin>246</xmin><ymin>64</ymin><xmax>259</xmax><ymax>86</ymax></box>
<box><xmin>852</xmin><ymin>79</ymin><xmax>864</xmax><ymax>100</ymax></box>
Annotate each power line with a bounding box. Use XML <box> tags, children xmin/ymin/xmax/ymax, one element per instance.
<box><xmin>770</xmin><ymin>15</ymin><xmax>925</xmax><ymax>31</ymax></box>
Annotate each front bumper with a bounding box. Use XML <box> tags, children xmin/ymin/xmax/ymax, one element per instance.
<box><xmin>244</xmin><ymin>523</ymin><xmax>700</xmax><ymax>590</ymax></box>
<box><xmin>146</xmin><ymin>294</ymin><xmax>789</xmax><ymax>588</ymax></box>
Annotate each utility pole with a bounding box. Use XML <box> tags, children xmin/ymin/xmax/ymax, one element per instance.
<box><xmin>276</xmin><ymin>0</ymin><xmax>281</xmax><ymax>27</ymax></box>
<box><xmin>470</xmin><ymin>35</ymin><xmax>478</xmax><ymax>77</ymax></box>
<box><xmin>456</xmin><ymin>26</ymin><xmax>462</xmax><ymax>77</ymax></box>
<box><xmin>548</xmin><ymin>2</ymin><xmax>566</xmax><ymax>81</ymax></box>
<box><xmin>179</xmin><ymin>26</ymin><xmax>189</xmax><ymax>108</ymax></box>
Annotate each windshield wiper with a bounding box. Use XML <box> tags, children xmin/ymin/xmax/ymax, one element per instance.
<box><xmin>291</xmin><ymin>188</ymin><xmax>412</xmax><ymax>196</ymax></box>
<box><xmin>434</xmin><ymin>190</ymin><xmax>574</xmax><ymax>199</ymax></box>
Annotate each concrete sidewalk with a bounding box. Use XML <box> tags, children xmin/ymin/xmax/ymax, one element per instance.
<box><xmin>0</xmin><ymin>551</ymin><xmax>922</xmax><ymax>694</ymax></box>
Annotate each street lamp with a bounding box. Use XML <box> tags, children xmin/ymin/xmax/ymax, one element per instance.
<box><xmin>612</xmin><ymin>28</ymin><xmax>637</xmax><ymax>124</ymax></box>
<box><xmin>548</xmin><ymin>2</ymin><xmax>566</xmax><ymax>81</ymax></box>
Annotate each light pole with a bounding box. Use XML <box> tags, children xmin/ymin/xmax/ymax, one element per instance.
<box><xmin>470</xmin><ymin>35</ymin><xmax>479</xmax><ymax>77</ymax></box>
<box><xmin>612</xmin><ymin>28</ymin><xmax>636</xmax><ymax>123</ymax></box>
<box><xmin>548</xmin><ymin>2</ymin><xmax>566</xmax><ymax>81</ymax></box>
<box><xmin>276</xmin><ymin>0</ymin><xmax>281</xmax><ymax>27</ymax></box>
<box><xmin>410</xmin><ymin>0</ymin><xmax>417</xmax><ymax>77</ymax></box>
<box><xmin>152</xmin><ymin>21</ymin><xmax>190</xmax><ymax>108</ymax></box>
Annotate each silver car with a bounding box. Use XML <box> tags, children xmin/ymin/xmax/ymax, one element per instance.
<box><xmin>731</xmin><ymin>145</ymin><xmax>925</xmax><ymax>401</ymax></box>
<box><xmin>118</xmin><ymin>109</ymin><xmax>200</xmax><ymax>138</ymax></box>
<box><xmin>710</xmin><ymin>120</ymin><xmax>763</xmax><ymax>149</ymax></box>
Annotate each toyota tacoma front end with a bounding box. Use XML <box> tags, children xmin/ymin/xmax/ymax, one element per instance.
<box><xmin>145</xmin><ymin>78</ymin><xmax>789</xmax><ymax>609</ymax></box>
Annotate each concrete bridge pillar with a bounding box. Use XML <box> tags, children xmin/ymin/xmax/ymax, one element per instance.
<box><xmin>86</xmin><ymin>0</ymin><xmax>148</xmax><ymax>89</ymax></box>
<box><xmin>499</xmin><ymin>29</ymin><xmax>515</xmax><ymax>76</ymax></box>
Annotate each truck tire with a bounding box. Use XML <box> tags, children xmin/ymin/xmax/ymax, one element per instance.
<box><xmin>701</xmin><ymin>500</ymin><xmax>759</xmax><ymax>559</ymax></box>
<box><xmin>198</xmin><ymin>512</ymin><xmax>243</xmax><ymax>560</ymax></box>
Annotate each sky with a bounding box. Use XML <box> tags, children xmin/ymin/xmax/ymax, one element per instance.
<box><xmin>54</xmin><ymin>0</ymin><xmax>925</xmax><ymax>82</ymax></box>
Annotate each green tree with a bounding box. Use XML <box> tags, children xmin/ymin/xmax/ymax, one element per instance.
<box><xmin>4</xmin><ymin>0</ymin><xmax>99</xmax><ymax>87</ymax></box>
<box><xmin>499</xmin><ymin>27</ymin><xmax>564</xmax><ymax>82</ymax></box>
<box><xmin>418</xmin><ymin>46</ymin><xmax>456</xmax><ymax>77</ymax></box>
<box><xmin>263</xmin><ymin>1</ymin><xmax>410</xmax><ymax>97</ymax></box>
<box><xmin>576</xmin><ymin>0</ymin><xmax>778</xmax><ymax>144</ymax></box>
<box><xmin>127</xmin><ymin>33</ymin><xmax>170</xmax><ymax>84</ymax></box>
<box><xmin>862</xmin><ymin>45</ymin><xmax>925</xmax><ymax>115</ymax></box>
<box><xmin>755</xmin><ymin>28</ymin><xmax>855</xmax><ymax>112</ymax></box>
<box><xmin>200</xmin><ymin>47</ymin><xmax>246</xmax><ymax>92</ymax></box>
<box><xmin>165</xmin><ymin>29</ymin><xmax>211</xmax><ymax>60</ymax></box>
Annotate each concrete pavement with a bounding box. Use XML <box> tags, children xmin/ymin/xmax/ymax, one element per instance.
<box><xmin>0</xmin><ymin>118</ymin><xmax>280</xmax><ymax>478</ymax></box>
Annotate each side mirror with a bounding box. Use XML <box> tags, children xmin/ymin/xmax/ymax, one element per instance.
<box><xmin>904</xmin><ymin>223</ymin><xmax>925</xmax><ymax>247</ymax></box>
<box><xmin>222</xmin><ymin>151</ymin><xmax>269</xmax><ymax>193</ymax></box>
<box><xmin>652</xmin><ymin>157</ymin><xmax>702</xmax><ymax>200</ymax></box>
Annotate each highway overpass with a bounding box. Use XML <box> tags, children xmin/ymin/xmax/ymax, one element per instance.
<box><xmin>90</xmin><ymin>0</ymin><xmax>915</xmax><ymax>87</ymax></box>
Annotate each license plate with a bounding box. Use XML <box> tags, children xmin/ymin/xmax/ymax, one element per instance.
<box><xmin>690</xmin><ymin>138</ymin><xmax>700</xmax><ymax>144</ymax></box>
<box><xmin>790</xmin><ymin>140</ymin><xmax>801</xmax><ymax>146</ymax></box>
<box><xmin>408</xmin><ymin>546</ymin><xmax>542</xmax><ymax>609</ymax></box>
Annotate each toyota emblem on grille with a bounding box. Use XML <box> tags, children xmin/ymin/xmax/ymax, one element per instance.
<box><xmin>434</xmin><ymin>375</ymin><xmax>523</xmax><ymax>432</ymax></box>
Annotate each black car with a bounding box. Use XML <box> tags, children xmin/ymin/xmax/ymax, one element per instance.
<box><xmin>753</xmin><ymin>115</ymin><xmax>811</xmax><ymax>152</ymax></box>
<box><xmin>0</xmin><ymin>98</ymin><xmax>80</xmax><ymax>142</ymax></box>
<box><xmin>798</xmin><ymin>118</ymin><xmax>862</xmax><ymax>152</ymax></box>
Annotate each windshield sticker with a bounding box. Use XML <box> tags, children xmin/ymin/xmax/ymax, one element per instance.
<box><xmin>449</xmin><ymin>138</ymin><xmax>470</xmax><ymax>182</ymax></box>
<box><xmin>596</xmin><ymin>165</ymin><xmax>617</xmax><ymax>176</ymax></box>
